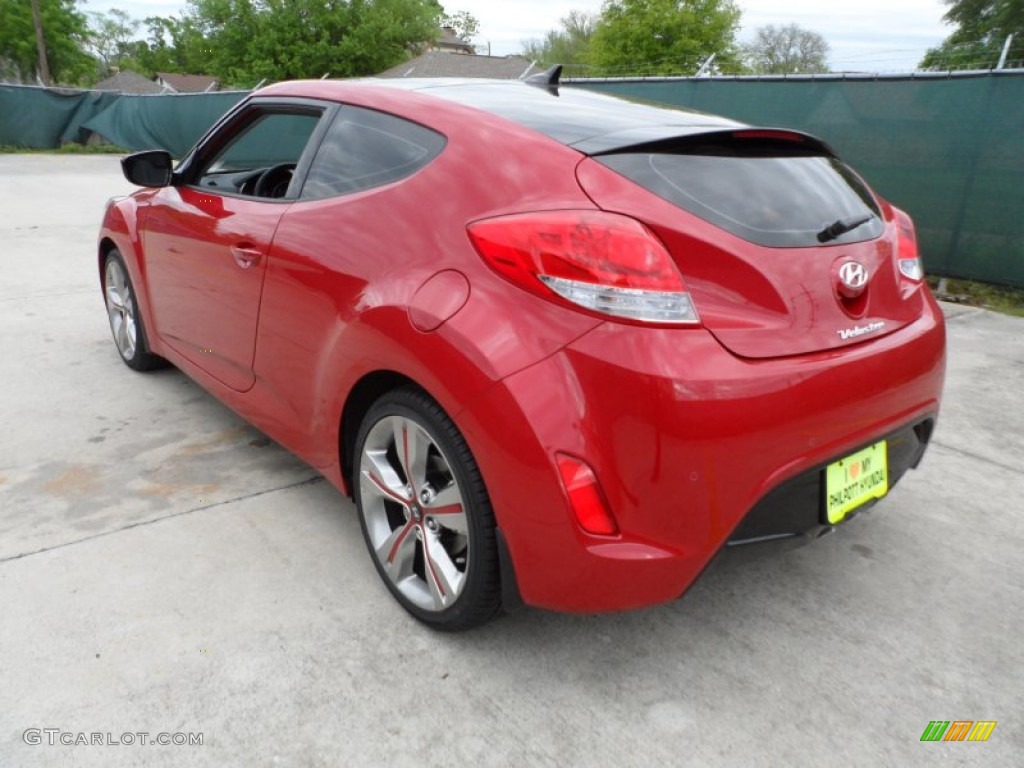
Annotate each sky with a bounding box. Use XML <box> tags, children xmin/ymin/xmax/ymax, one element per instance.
<box><xmin>84</xmin><ymin>0</ymin><xmax>955</xmax><ymax>73</ymax></box>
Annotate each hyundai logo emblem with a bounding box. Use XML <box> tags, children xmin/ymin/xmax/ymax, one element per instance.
<box><xmin>837</xmin><ymin>260</ymin><xmax>869</xmax><ymax>297</ymax></box>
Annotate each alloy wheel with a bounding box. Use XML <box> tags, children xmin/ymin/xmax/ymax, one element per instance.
<box><xmin>104</xmin><ymin>258</ymin><xmax>137</xmax><ymax>361</ymax></box>
<box><xmin>358</xmin><ymin>415</ymin><xmax>470</xmax><ymax>612</ymax></box>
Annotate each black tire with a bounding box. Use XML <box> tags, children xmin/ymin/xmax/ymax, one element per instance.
<box><xmin>353</xmin><ymin>387</ymin><xmax>502</xmax><ymax>631</ymax></box>
<box><xmin>103</xmin><ymin>250</ymin><xmax>165</xmax><ymax>372</ymax></box>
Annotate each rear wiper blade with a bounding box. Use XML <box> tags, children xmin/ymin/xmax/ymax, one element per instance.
<box><xmin>817</xmin><ymin>214</ymin><xmax>873</xmax><ymax>243</ymax></box>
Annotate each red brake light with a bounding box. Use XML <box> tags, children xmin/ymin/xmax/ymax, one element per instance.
<box><xmin>733</xmin><ymin>129</ymin><xmax>807</xmax><ymax>143</ymax></box>
<box><xmin>467</xmin><ymin>210</ymin><xmax>699</xmax><ymax>325</ymax></box>
<box><xmin>556</xmin><ymin>453</ymin><xmax>618</xmax><ymax>536</ymax></box>
<box><xmin>893</xmin><ymin>207</ymin><xmax>924</xmax><ymax>281</ymax></box>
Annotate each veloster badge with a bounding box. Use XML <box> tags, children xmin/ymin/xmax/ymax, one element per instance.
<box><xmin>838</xmin><ymin>320</ymin><xmax>886</xmax><ymax>340</ymax></box>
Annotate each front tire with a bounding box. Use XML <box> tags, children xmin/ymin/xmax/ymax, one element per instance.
<box><xmin>354</xmin><ymin>387</ymin><xmax>502</xmax><ymax>630</ymax></box>
<box><xmin>103</xmin><ymin>250</ymin><xmax>164</xmax><ymax>371</ymax></box>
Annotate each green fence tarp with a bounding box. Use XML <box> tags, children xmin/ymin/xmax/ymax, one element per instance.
<box><xmin>82</xmin><ymin>91</ymin><xmax>245</xmax><ymax>157</ymax></box>
<box><xmin>0</xmin><ymin>84</ymin><xmax>245</xmax><ymax>157</ymax></box>
<box><xmin>575</xmin><ymin>73</ymin><xmax>1024</xmax><ymax>288</ymax></box>
<box><xmin>0</xmin><ymin>85</ymin><xmax>119</xmax><ymax>147</ymax></box>
<box><xmin>2</xmin><ymin>75</ymin><xmax>1022</xmax><ymax>287</ymax></box>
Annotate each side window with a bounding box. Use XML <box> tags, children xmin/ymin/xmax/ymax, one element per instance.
<box><xmin>195</xmin><ymin>109</ymin><xmax>323</xmax><ymax>199</ymax></box>
<box><xmin>301</xmin><ymin>106</ymin><xmax>446</xmax><ymax>199</ymax></box>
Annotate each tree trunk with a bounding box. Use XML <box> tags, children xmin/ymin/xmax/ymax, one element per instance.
<box><xmin>30</xmin><ymin>0</ymin><xmax>52</xmax><ymax>86</ymax></box>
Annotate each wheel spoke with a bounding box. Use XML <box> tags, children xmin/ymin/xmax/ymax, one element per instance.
<box><xmin>106</xmin><ymin>285</ymin><xmax>125</xmax><ymax>311</ymax></box>
<box><xmin>361</xmin><ymin>450</ymin><xmax>411</xmax><ymax>505</ymax></box>
<box><xmin>422</xmin><ymin>531</ymin><xmax>462</xmax><ymax>609</ymax></box>
<box><xmin>117</xmin><ymin>315</ymin><xmax>134</xmax><ymax>357</ymax></box>
<box><xmin>394</xmin><ymin>418</ymin><xmax>429</xmax><ymax>495</ymax></box>
<box><xmin>110</xmin><ymin>262</ymin><xmax>126</xmax><ymax>294</ymax></box>
<box><xmin>376</xmin><ymin>521</ymin><xmax>418</xmax><ymax>577</ymax></box>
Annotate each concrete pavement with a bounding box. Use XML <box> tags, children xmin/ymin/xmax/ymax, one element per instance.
<box><xmin>1</xmin><ymin>155</ymin><xmax>1021</xmax><ymax>766</ymax></box>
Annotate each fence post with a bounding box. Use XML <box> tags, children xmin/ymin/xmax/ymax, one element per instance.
<box><xmin>997</xmin><ymin>35</ymin><xmax>1014</xmax><ymax>70</ymax></box>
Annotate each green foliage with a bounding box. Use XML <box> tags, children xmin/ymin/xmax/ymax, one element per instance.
<box><xmin>522</xmin><ymin>10</ymin><xmax>597</xmax><ymax>75</ymax></box>
<box><xmin>439</xmin><ymin>10</ymin><xmax>479</xmax><ymax>42</ymax></box>
<box><xmin>0</xmin><ymin>2</ymin><xmax>496</xmax><ymax>89</ymax></box>
<box><xmin>87</xmin><ymin>8</ymin><xmax>139</xmax><ymax>76</ymax></box>
<box><xmin>589</xmin><ymin>0</ymin><xmax>743</xmax><ymax>76</ymax></box>
<box><xmin>743</xmin><ymin>24</ymin><xmax>829</xmax><ymax>74</ymax></box>
<box><xmin>0</xmin><ymin>0</ymin><xmax>94</xmax><ymax>84</ymax></box>
<box><xmin>929</xmin><ymin>276</ymin><xmax>1024</xmax><ymax>316</ymax></box>
<box><xmin>87</xmin><ymin>1</ymin><xmax>456</xmax><ymax>87</ymax></box>
<box><xmin>119</xmin><ymin>15</ymin><xmax>210</xmax><ymax>77</ymax></box>
<box><xmin>921</xmin><ymin>0</ymin><xmax>1024</xmax><ymax>69</ymax></box>
<box><xmin>145</xmin><ymin>0</ymin><xmax>445</xmax><ymax>87</ymax></box>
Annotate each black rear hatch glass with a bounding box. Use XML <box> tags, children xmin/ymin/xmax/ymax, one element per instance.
<box><xmin>596</xmin><ymin>135</ymin><xmax>883</xmax><ymax>248</ymax></box>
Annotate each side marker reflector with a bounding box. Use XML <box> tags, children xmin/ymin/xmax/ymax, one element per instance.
<box><xmin>556</xmin><ymin>453</ymin><xmax>618</xmax><ymax>536</ymax></box>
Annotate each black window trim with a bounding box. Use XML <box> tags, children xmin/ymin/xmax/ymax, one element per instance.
<box><xmin>175</xmin><ymin>97</ymin><xmax>339</xmax><ymax>203</ymax></box>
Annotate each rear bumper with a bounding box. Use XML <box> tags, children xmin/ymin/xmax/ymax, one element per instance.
<box><xmin>457</xmin><ymin>298</ymin><xmax>946</xmax><ymax>613</ymax></box>
<box><xmin>727</xmin><ymin>418</ymin><xmax>934</xmax><ymax>546</ymax></box>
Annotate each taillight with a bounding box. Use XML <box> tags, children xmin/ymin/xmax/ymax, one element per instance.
<box><xmin>556</xmin><ymin>453</ymin><xmax>618</xmax><ymax>536</ymax></box>
<box><xmin>732</xmin><ymin>129</ymin><xmax>807</xmax><ymax>143</ymax></box>
<box><xmin>467</xmin><ymin>210</ymin><xmax>700</xmax><ymax>325</ymax></box>
<box><xmin>893</xmin><ymin>207</ymin><xmax>924</xmax><ymax>281</ymax></box>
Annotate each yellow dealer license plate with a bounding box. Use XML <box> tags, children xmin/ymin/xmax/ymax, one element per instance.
<box><xmin>825</xmin><ymin>441</ymin><xmax>888</xmax><ymax>525</ymax></box>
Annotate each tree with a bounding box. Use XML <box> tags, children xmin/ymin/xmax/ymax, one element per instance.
<box><xmin>743</xmin><ymin>23</ymin><xmax>829</xmax><ymax>74</ymax></box>
<box><xmin>589</xmin><ymin>0</ymin><xmax>743</xmax><ymax>76</ymax></box>
<box><xmin>0</xmin><ymin>0</ymin><xmax>94</xmax><ymax>84</ymax></box>
<box><xmin>125</xmin><ymin>15</ymin><xmax>210</xmax><ymax>76</ymax></box>
<box><xmin>522</xmin><ymin>10</ymin><xmax>597</xmax><ymax>74</ymax></box>
<box><xmin>922</xmin><ymin>0</ymin><xmax>1024</xmax><ymax>69</ymax></box>
<box><xmin>30</xmin><ymin>0</ymin><xmax>51</xmax><ymax>84</ymax></box>
<box><xmin>87</xmin><ymin>8</ymin><xmax>139</xmax><ymax>76</ymax></box>
<box><xmin>439</xmin><ymin>10</ymin><xmax>479</xmax><ymax>43</ymax></box>
<box><xmin>177</xmin><ymin>0</ymin><xmax>444</xmax><ymax>87</ymax></box>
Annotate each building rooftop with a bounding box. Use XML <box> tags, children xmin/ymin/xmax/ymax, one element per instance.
<box><xmin>154</xmin><ymin>72</ymin><xmax>220</xmax><ymax>93</ymax></box>
<box><xmin>377</xmin><ymin>52</ymin><xmax>539</xmax><ymax>80</ymax></box>
<box><xmin>93</xmin><ymin>70</ymin><xmax>165</xmax><ymax>94</ymax></box>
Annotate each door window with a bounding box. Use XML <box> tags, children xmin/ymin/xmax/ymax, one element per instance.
<box><xmin>195</xmin><ymin>109</ymin><xmax>323</xmax><ymax>199</ymax></box>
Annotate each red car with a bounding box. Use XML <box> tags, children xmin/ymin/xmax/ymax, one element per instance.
<box><xmin>99</xmin><ymin>72</ymin><xmax>945</xmax><ymax>630</ymax></box>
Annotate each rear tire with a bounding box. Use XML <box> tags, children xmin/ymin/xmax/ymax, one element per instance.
<box><xmin>103</xmin><ymin>250</ymin><xmax>165</xmax><ymax>371</ymax></box>
<box><xmin>354</xmin><ymin>387</ymin><xmax>502</xmax><ymax>631</ymax></box>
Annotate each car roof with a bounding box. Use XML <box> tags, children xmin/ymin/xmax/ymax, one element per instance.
<box><xmin>381</xmin><ymin>79</ymin><xmax>745</xmax><ymax>153</ymax></box>
<box><xmin>259</xmin><ymin>78</ymin><xmax>746</xmax><ymax>155</ymax></box>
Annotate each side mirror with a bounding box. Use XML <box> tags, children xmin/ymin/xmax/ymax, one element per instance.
<box><xmin>121</xmin><ymin>150</ymin><xmax>174</xmax><ymax>188</ymax></box>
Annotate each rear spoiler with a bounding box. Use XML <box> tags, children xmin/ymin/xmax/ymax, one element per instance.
<box><xmin>575</xmin><ymin>127</ymin><xmax>837</xmax><ymax>158</ymax></box>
